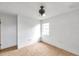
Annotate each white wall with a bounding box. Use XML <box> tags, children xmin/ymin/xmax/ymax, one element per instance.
<box><xmin>0</xmin><ymin>13</ymin><xmax>17</xmax><ymax>49</ymax></box>
<box><xmin>17</xmin><ymin>15</ymin><xmax>40</xmax><ymax>48</ymax></box>
<box><xmin>42</xmin><ymin>9</ymin><xmax>79</xmax><ymax>55</ymax></box>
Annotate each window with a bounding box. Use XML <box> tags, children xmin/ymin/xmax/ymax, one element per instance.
<box><xmin>42</xmin><ymin>23</ymin><xmax>49</xmax><ymax>36</ymax></box>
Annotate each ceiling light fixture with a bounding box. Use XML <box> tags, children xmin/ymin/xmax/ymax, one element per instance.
<box><xmin>39</xmin><ymin>5</ymin><xmax>45</xmax><ymax>16</ymax></box>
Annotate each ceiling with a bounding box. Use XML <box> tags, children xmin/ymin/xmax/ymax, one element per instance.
<box><xmin>0</xmin><ymin>2</ymin><xmax>79</xmax><ymax>20</ymax></box>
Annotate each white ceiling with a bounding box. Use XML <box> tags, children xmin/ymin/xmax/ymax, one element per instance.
<box><xmin>0</xmin><ymin>2</ymin><xmax>79</xmax><ymax>19</ymax></box>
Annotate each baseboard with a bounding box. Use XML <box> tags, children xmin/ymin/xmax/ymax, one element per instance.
<box><xmin>0</xmin><ymin>46</ymin><xmax>17</xmax><ymax>53</ymax></box>
<box><xmin>41</xmin><ymin>40</ymin><xmax>77</xmax><ymax>56</ymax></box>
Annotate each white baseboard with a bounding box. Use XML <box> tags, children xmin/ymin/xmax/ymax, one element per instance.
<box><xmin>41</xmin><ymin>40</ymin><xmax>79</xmax><ymax>56</ymax></box>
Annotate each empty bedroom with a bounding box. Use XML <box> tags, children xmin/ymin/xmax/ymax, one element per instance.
<box><xmin>0</xmin><ymin>2</ymin><xmax>79</xmax><ymax>56</ymax></box>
